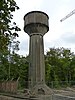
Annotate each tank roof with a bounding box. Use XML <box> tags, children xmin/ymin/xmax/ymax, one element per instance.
<box><xmin>24</xmin><ymin>11</ymin><xmax>49</xmax><ymax>20</ymax></box>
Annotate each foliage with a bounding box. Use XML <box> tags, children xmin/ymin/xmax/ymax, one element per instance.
<box><xmin>0</xmin><ymin>53</ymin><xmax>29</xmax><ymax>88</ymax></box>
<box><xmin>1</xmin><ymin>45</ymin><xmax>75</xmax><ymax>89</ymax></box>
<box><xmin>0</xmin><ymin>0</ymin><xmax>21</xmax><ymax>52</ymax></box>
<box><xmin>9</xmin><ymin>54</ymin><xmax>29</xmax><ymax>88</ymax></box>
<box><xmin>45</xmin><ymin>47</ymin><xmax>75</xmax><ymax>88</ymax></box>
<box><xmin>0</xmin><ymin>0</ymin><xmax>21</xmax><ymax>84</ymax></box>
<box><xmin>0</xmin><ymin>0</ymin><xmax>20</xmax><ymax>33</ymax></box>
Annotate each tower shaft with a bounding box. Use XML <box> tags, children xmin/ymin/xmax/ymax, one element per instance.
<box><xmin>29</xmin><ymin>34</ymin><xmax>45</xmax><ymax>89</ymax></box>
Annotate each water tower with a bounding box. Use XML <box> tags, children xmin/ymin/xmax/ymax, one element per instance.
<box><xmin>24</xmin><ymin>11</ymin><xmax>52</xmax><ymax>95</ymax></box>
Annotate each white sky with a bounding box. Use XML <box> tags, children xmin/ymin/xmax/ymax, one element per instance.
<box><xmin>13</xmin><ymin>0</ymin><xmax>75</xmax><ymax>56</ymax></box>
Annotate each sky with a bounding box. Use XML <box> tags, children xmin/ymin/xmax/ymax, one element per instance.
<box><xmin>13</xmin><ymin>0</ymin><xmax>75</xmax><ymax>56</ymax></box>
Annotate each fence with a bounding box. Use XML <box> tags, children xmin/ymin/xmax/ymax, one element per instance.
<box><xmin>18</xmin><ymin>80</ymin><xmax>75</xmax><ymax>89</ymax></box>
<box><xmin>0</xmin><ymin>80</ymin><xmax>18</xmax><ymax>93</ymax></box>
<box><xmin>0</xmin><ymin>80</ymin><xmax>75</xmax><ymax>93</ymax></box>
<box><xmin>46</xmin><ymin>81</ymin><xmax>75</xmax><ymax>89</ymax></box>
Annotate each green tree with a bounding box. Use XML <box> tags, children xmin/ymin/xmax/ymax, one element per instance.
<box><xmin>0</xmin><ymin>0</ymin><xmax>21</xmax><ymax>80</ymax></box>
<box><xmin>0</xmin><ymin>0</ymin><xmax>21</xmax><ymax>51</ymax></box>
<box><xmin>10</xmin><ymin>54</ymin><xmax>29</xmax><ymax>89</ymax></box>
<box><xmin>45</xmin><ymin>47</ymin><xmax>75</xmax><ymax>88</ymax></box>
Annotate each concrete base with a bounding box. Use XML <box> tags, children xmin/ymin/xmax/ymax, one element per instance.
<box><xmin>38</xmin><ymin>95</ymin><xmax>52</xmax><ymax>100</ymax></box>
<box><xmin>31</xmin><ymin>83</ymin><xmax>53</xmax><ymax>96</ymax></box>
<box><xmin>0</xmin><ymin>93</ymin><xmax>75</xmax><ymax>100</ymax></box>
<box><xmin>53</xmin><ymin>94</ymin><xmax>75</xmax><ymax>100</ymax></box>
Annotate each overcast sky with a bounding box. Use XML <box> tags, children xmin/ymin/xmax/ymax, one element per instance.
<box><xmin>13</xmin><ymin>0</ymin><xmax>75</xmax><ymax>56</ymax></box>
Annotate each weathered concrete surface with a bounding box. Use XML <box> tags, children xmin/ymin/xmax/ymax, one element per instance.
<box><xmin>53</xmin><ymin>94</ymin><xmax>75</xmax><ymax>100</ymax></box>
<box><xmin>31</xmin><ymin>83</ymin><xmax>53</xmax><ymax>95</ymax></box>
<box><xmin>38</xmin><ymin>95</ymin><xmax>52</xmax><ymax>100</ymax></box>
<box><xmin>24</xmin><ymin>11</ymin><xmax>53</xmax><ymax>95</ymax></box>
<box><xmin>24</xmin><ymin>11</ymin><xmax>49</xmax><ymax>89</ymax></box>
<box><xmin>24</xmin><ymin>11</ymin><xmax>49</xmax><ymax>35</ymax></box>
<box><xmin>1</xmin><ymin>94</ymin><xmax>75</xmax><ymax>100</ymax></box>
<box><xmin>0</xmin><ymin>95</ymin><xmax>23</xmax><ymax>100</ymax></box>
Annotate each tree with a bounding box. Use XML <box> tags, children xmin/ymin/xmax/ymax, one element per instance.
<box><xmin>45</xmin><ymin>47</ymin><xmax>75</xmax><ymax>88</ymax></box>
<box><xmin>0</xmin><ymin>0</ymin><xmax>21</xmax><ymax>80</ymax></box>
<box><xmin>0</xmin><ymin>0</ymin><xmax>21</xmax><ymax>51</ymax></box>
<box><xmin>9</xmin><ymin>54</ymin><xmax>29</xmax><ymax>88</ymax></box>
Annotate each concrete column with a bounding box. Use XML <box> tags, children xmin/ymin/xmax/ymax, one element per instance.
<box><xmin>29</xmin><ymin>34</ymin><xmax>45</xmax><ymax>88</ymax></box>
